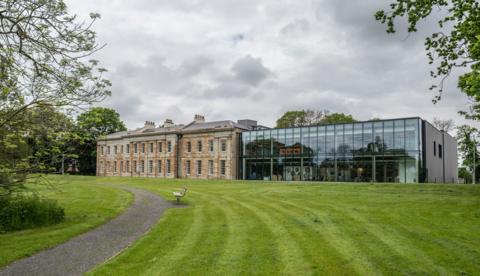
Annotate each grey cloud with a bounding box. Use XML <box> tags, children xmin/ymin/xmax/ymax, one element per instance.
<box><xmin>280</xmin><ymin>19</ymin><xmax>310</xmax><ymax>35</ymax></box>
<box><xmin>67</xmin><ymin>0</ymin><xmax>471</xmax><ymax>129</ymax></box>
<box><xmin>231</xmin><ymin>55</ymin><xmax>273</xmax><ymax>87</ymax></box>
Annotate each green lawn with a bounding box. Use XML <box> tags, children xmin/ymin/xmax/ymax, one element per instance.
<box><xmin>2</xmin><ymin>176</ymin><xmax>480</xmax><ymax>275</ymax></box>
<box><xmin>83</xmin><ymin>176</ymin><xmax>480</xmax><ymax>275</ymax></box>
<box><xmin>0</xmin><ymin>176</ymin><xmax>133</xmax><ymax>267</ymax></box>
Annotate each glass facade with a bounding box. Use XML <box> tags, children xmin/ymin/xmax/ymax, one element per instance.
<box><xmin>241</xmin><ymin>118</ymin><xmax>423</xmax><ymax>183</ymax></box>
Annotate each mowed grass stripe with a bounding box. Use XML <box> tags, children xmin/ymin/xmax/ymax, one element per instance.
<box><xmin>89</xmin><ymin>204</ymin><xmax>195</xmax><ymax>275</ymax></box>
<box><xmin>241</xmin><ymin>196</ymin><xmax>359</xmax><ymax>275</ymax></box>
<box><xmin>223</xmin><ymin>196</ymin><xmax>310</xmax><ymax>275</ymax></box>
<box><xmin>212</xmin><ymin>195</ymin><xmax>280</xmax><ymax>274</ymax></box>
<box><xmin>331</xmin><ymin>206</ymin><xmax>446</xmax><ymax>274</ymax></box>
<box><xmin>170</xmin><ymin>194</ymin><xmax>230</xmax><ymax>275</ymax></box>
<box><xmin>259</xmin><ymin>197</ymin><xmax>389</xmax><ymax>275</ymax></box>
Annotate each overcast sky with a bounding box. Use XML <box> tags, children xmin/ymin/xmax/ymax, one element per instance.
<box><xmin>66</xmin><ymin>0</ymin><xmax>476</xmax><ymax>130</ymax></box>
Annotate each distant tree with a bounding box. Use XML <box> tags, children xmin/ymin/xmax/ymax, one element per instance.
<box><xmin>433</xmin><ymin>118</ymin><xmax>455</xmax><ymax>132</ymax></box>
<box><xmin>456</xmin><ymin>124</ymin><xmax>480</xmax><ymax>182</ymax></box>
<box><xmin>275</xmin><ymin>110</ymin><xmax>355</xmax><ymax>128</ymax></box>
<box><xmin>458</xmin><ymin>167</ymin><xmax>473</xmax><ymax>184</ymax></box>
<box><xmin>75</xmin><ymin>107</ymin><xmax>126</xmax><ymax>174</ymax></box>
<box><xmin>319</xmin><ymin>113</ymin><xmax>356</xmax><ymax>125</ymax></box>
<box><xmin>25</xmin><ymin>106</ymin><xmax>78</xmax><ymax>173</ymax></box>
<box><xmin>375</xmin><ymin>1</ymin><xmax>480</xmax><ymax>120</ymax></box>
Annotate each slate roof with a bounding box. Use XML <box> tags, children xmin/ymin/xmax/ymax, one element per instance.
<box><xmin>101</xmin><ymin>120</ymin><xmax>251</xmax><ymax>140</ymax></box>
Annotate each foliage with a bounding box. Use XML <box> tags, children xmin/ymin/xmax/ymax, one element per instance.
<box><xmin>433</xmin><ymin>117</ymin><xmax>455</xmax><ymax>132</ymax></box>
<box><xmin>321</xmin><ymin>112</ymin><xmax>356</xmax><ymax>125</ymax></box>
<box><xmin>458</xmin><ymin>167</ymin><xmax>473</xmax><ymax>183</ymax></box>
<box><xmin>0</xmin><ymin>176</ymin><xmax>132</xmax><ymax>267</ymax></box>
<box><xmin>456</xmin><ymin>124</ymin><xmax>480</xmax><ymax>178</ymax></box>
<box><xmin>375</xmin><ymin>0</ymin><xmax>480</xmax><ymax>119</ymax></box>
<box><xmin>0</xmin><ymin>195</ymin><xmax>64</xmax><ymax>233</ymax></box>
<box><xmin>75</xmin><ymin>107</ymin><xmax>126</xmax><ymax>174</ymax></box>
<box><xmin>275</xmin><ymin>109</ymin><xmax>356</xmax><ymax>128</ymax></box>
<box><xmin>0</xmin><ymin>0</ymin><xmax>110</xmax><ymax>191</ymax></box>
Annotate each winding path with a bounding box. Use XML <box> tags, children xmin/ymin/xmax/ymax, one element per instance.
<box><xmin>0</xmin><ymin>187</ymin><xmax>176</xmax><ymax>276</ymax></box>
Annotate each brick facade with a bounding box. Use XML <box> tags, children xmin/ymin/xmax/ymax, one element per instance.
<box><xmin>96</xmin><ymin>116</ymin><xmax>251</xmax><ymax>180</ymax></box>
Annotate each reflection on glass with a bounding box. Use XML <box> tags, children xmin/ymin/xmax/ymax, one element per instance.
<box><xmin>241</xmin><ymin>118</ymin><xmax>421</xmax><ymax>183</ymax></box>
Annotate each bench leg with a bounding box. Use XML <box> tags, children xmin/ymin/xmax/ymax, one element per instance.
<box><xmin>176</xmin><ymin>197</ymin><xmax>180</xmax><ymax>204</ymax></box>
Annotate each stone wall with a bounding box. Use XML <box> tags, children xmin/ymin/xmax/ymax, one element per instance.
<box><xmin>96</xmin><ymin>129</ymin><xmax>242</xmax><ymax>180</ymax></box>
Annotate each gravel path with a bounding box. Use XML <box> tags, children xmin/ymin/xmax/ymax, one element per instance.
<box><xmin>0</xmin><ymin>186</ymin><xmax>176</xmax><ymax>276</ymax></box>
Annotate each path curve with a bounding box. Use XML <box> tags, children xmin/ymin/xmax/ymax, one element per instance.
<box><xmin>0</xmin><ymin>186</ymin><xmax>176</xmax><ymax>276</ymax></box>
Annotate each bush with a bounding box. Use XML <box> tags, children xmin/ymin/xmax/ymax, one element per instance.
<box><xmin>0</xmin><ymin>196</ymin><xmax>65</xmax><ymax>233</ymax></box>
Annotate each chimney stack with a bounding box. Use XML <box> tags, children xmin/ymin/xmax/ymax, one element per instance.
<box><xmin>193</xmin><ymin>114</ymin><xmax>205</xmax><ymax>123</ymax></box>
<box><xmin>163</xmin><ymin>119</ymin><xmax>174</xmax><ymax>128</ymax></box>
<box><xmin>144</xmin><ymin>121</ymin><xmax>155</xmax><ymax>128</ymax></box>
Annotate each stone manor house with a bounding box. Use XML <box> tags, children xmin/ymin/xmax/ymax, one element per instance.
<box><xmin>96</xmin><ymin>115</ymin><xmax>258</xmax><ymax>179</ymax></box>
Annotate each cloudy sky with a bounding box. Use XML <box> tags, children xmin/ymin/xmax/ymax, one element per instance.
<box><xmin>66</xmin><ymin>0</ymin><xmax>475</xmax><ymax>130</ymax></box>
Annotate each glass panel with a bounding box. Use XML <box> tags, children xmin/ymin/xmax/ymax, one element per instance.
<box><xmin>394</xmin><ymin>120</ymin><xmax>405</xmax><ymax>153</ymax></box>
<box><xmin>284</xmin><ymin>158</ymin><xmax>301</xmax><ymax>181</ymax></box>
<box><xmin>375</xmin><ymin>156</ymin><xmax>403</xmax><ymax>183</ymax></box>
<box><xmin>326</xmin><ymin>125</ymin><xmax>335</xmax><ymax>154</ymax></box>
<box><xmin>405</xmin><ymin>119</ymin><xmax>419</xmax><ymax>151</ymax></box>
<box><xmin>272</xmin><ymin>157</ymin><xmax>284</xmax><ymax>181</ymax></box>
<box><xmin>302</xmin><ymin>157</ymin><xmax>315</xmax><ymax>181</ymax></box>
<box><xmin>353</xmin><ymin>156</ymin><xmax>373</xmax><ymax>182</ymax></box>
<box><xmin>319</xmin><ymin>155</ymin><xmax>335</xmax><ymax>181</ymax></box>
<box><xmin>256</xmin><ymin>130</ymin><xmax>264</xmax><ymax>158</ymax></box>
<box><xmin>306</xmin><ymin>126</ymin><xmax>317</xmax><ymax>156</ymax></box>
<box><xmin>337</xmin><ymin>157</ymin><xmax>354</xmax><ymax>182</ymax></box>
<box><xmin>245</xmin><ymin>159</ymin><xmax>270</xmax><ymax>180</ymax></box>
<box><xmin>293</xmin><ymin>128</ymin><xmax>302</xmax><ymax>157</ymax></box>
<box><xmin>344</xmin><ymin>124</ymin><xmax>354</xmax><ymax>156</ymax></box>
<box><xmin>363</xmin><ymin>122</ymin><xmax>373</xmax><ymax>153</ymax></box>
<box><xmin>406</xmin><ymin>152</ymin><xmax>419</xmax><ymax>183</ymax></box>
<box><xmin>277</xmin><ymin>129</ymin><xmax>286</xmax><ymax>157</ymax></box>
<box><xmin>263</xmin><ymin>129</ymin><xmax>272</xmax><ymax>157</ymax></box>
<box><xmin>373</xmin><ymin>121</ymin><xmax>384</xmax><ymax>153</ymax></box>
<box><xmin>383</xmin><ymin>121</ymin><xmax>394</xmax><ymax>154</ymax></box>
<box><xmin>301</xmin><ymin>127</ymin><xmax>310</xmax><ymax>156</ymax></box>
<box><xmin>335</xmin><ymin>124</ymin><xmax>345</xmax><ymax>155</ymax></box>
<box><xmin>353</xmin><ymin>123</ymin><xmax>363</xmax><ymax>152</ymax></box>
<box><xmin>317</xmin><ymin>126</ymin><xmax>326</xmax><ymax>154</ymax></box>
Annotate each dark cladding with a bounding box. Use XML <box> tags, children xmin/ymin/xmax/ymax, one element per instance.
<box><xmin>241</xmin><ymin>118</ymin><xmax>423</xmax><ymax>183</ymax></box>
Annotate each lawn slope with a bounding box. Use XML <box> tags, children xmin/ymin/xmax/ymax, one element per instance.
<box><xmin>0</xmin><ymin>176</ymin><xmax>133</xmax><ymax>267</ymax></box>
<box><xmin>87</xmin><ymin>177</ymin><xmax>480</xmax><ymax>275</ymax></box>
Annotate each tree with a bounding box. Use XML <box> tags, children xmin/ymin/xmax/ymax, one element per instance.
<box><xmin>320</xmin><ymin>113</ymin><xmax>356</xmax><ymax>125</ymax></box>
<box><xmin>75</xmin><ymin>107</ymin><xmax>126</xmax><ymax>175</ymax></box>
<box><xmin>456</xmin><ymin>124</ymin><xmax>479</xmax><ymax>182</ymax></box>
<box><xmin>0</xmin><ymin>0</ymin><xmax>110</xmax><ymax>192</ymax></box>
<box><xmin>25</xmin><ymin>106</ymin><xmax>79</xmax><ymax>174</ymax></box>
<box><xmin>375</xmin><ymin>1</ymin><xmax>480</xmax><ymax>119</ymax></box>
<box><xmin>433</xmin><ymin>117</ymin><xmax>455</xmax><ymax>132</ymax></box>
<box><xmin>275</xmin><ymin>110</ymin><xmax>355</xmax><ymax>128</ymax></box>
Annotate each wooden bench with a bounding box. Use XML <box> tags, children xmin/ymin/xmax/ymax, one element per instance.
<box><xmin>173</xmin><ymin>187</ymin><xmax>187</xmax><ymax>204</ymax></box>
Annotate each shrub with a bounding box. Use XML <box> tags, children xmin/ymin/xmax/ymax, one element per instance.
<box><xmin>0</xmin><ymin>196</ymin><xmax>65</xmax><ymax>233</ymax></box>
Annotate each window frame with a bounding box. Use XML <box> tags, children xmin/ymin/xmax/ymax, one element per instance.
<box><xmin>208</xmin><ymin>160</ymin><xmax>213</xmax><ymax>175</ymax></box>
<box><xmin>186</xmin><ymin>160</ymin><xmax>191</xmax><ymax>175</ymax></box>
<box><xmin>196</xmin><ymin>160</ymin><xmax>202</xmax><ymax>175</ymax></box>
<box><xmin>220</xmin><ymin>160</ymin><xmax>226</xmax><ymax>175</ymax></box>
<box><xmin>209</xmin><ymin>140</ymin><xmax>214</xmax><ymax>152</ymax></box>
